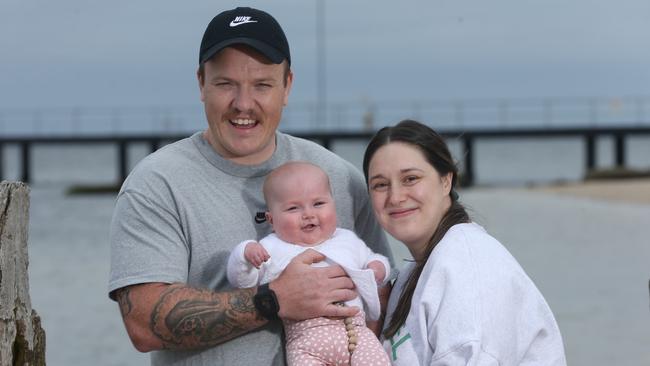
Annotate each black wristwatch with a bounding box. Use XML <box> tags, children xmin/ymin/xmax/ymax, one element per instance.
<box><xmin>253</xmin><ymin>283</ymin><xmax>280</xmax><ymax>320</ymax></box>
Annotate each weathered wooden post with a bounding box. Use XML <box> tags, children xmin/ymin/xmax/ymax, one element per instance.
<box><xmin>0</xmin><ymin>181</ymin><xmax>45</xmax><ymax>365</ymax></box>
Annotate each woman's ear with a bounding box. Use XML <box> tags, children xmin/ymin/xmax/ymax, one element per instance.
<box><xmin>442</xmin><ymin>172</ymin><xmax>453</xmax><ymax>195</ymax></box>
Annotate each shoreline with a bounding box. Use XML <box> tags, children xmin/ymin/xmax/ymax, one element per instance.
<box><xmin>524</xmin><ymin>178</ymin><xmax>650</xmax><ymax>205</ymax></box>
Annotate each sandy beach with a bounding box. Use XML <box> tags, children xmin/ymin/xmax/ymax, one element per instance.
<box><xmin>454</xmin><ymin>179</ymin><xmax>650</xmax><ymax>366</ymax></box>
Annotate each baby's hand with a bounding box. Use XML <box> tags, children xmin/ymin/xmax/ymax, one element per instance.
<box><xmin>366</xmin><ymin>260</ymin><xmax>386</xmax><ymax>285</ymax></box>
<box><xmin>244</xmin><ymin>242</ymin><xmax>270</xmax><ymax>268</ymax></box>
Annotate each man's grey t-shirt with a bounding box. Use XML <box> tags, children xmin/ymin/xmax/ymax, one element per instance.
<box><xmin>109</xmin><ymin>131</ymin><xmax>391</xmax><ymax>365</ymax></box>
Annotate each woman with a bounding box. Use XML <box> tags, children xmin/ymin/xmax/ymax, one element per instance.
<box><xmin>363</xmin><ymin>120</ymin><xmax>566</xmax><ymax>365</ymax></box>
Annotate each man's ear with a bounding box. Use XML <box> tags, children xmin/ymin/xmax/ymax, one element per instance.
<box><xmin>282</xmin><ymin>69</ymin><xmax>293</xmax><ymax>106</ymax></box>
<box><xmin>197</xmin><ymin>67</ymin><xmax>206</xmax><ymax>102</ymax></box>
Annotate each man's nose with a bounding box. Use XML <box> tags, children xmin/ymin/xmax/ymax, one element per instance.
<box><xmin>232</xmin><ymin>86</ymin><xmax>254</xmax><ymax>113</ymax></box>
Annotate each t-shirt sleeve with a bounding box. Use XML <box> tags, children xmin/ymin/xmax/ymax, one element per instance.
<box><xmin>108</xmin><ymin>187</ymin><xmax>188</xmax><ymax>299</ymax></box>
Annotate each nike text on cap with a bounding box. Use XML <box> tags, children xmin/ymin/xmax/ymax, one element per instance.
<box><xmin>199</xmin><ymin>7</ymin><xmax>291</xmax><ymax>65</ymax></box>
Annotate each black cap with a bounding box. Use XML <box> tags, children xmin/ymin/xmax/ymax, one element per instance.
<box><xmin>199</xmin><ymin>7</ymin><xmax>291</xmax><ymax>66</ymax></box>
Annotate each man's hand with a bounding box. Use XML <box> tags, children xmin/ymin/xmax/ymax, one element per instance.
<box><xmin>269</xmin><ymin>249</ymin><xmax>358</xmax><ymax>320</ymax></box>
<box><xmin>244</xmin><ymin>242</ymin><xmax>270</xmax><ymax>268</ymax></box>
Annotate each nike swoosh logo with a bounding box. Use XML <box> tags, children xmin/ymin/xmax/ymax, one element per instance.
<box><xmin>230</xmin><ymin>19</ymin><xmax>258</xmax><ymax>27</ymax></box>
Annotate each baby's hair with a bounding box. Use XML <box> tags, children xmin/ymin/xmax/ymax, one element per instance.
<box><xmin>263</xmin><ymin>161</ymin><xmax>332</xmax><ymax>208</ymax></box>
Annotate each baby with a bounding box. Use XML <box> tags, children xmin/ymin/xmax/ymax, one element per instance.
<box><xmin>227</xmin><ymin>161</ymin><xmax>391</xmax><ymax>366</ymax></box>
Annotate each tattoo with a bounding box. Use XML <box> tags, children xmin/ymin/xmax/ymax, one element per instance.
<box><xmin>230</xmin><ymin>290</ymin><xmax>257</xmax><ymax>314</ymax></box>
<box><xmin>150</xmin><ymin>285</ymin><xmax>261</xmax><ymax>349</ymax></box>
<box><xmin>116</xmin><ymin>287</ymin><xmax>133</xmax><ymax>317</ymax></box>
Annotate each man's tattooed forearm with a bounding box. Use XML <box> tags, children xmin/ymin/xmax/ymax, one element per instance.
<box><xmin>116</xmin><ymin>287</ymin><xmax>133</xmax><ymax>316</ymax></box>
<box><xmin>230</xmin><ymin>289</ymin><xmax>257</xmax><ymax>314</ymax></box>
<box><xmin>150</xmin><ymin>286</ymin><xmax>261</xmax><ymax>349</ymax></box>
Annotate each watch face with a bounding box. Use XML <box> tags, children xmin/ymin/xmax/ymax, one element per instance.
<box><xmin>255</xmin><ymin>285</ymin><xmax>279</xmax><ymax>320</ymax></box>
<box><xmin>259</xmin><ymin>295</ymin><xmax>275</xmax><ymax>311</ymax></box>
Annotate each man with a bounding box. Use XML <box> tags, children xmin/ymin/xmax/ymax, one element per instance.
<box><xmin>108</xmin><ymin>7</ymin><xmax>392</xmax><ymax>365</ymax></box>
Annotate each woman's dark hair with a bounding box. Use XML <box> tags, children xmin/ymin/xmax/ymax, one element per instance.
<box><xmin>362</xmin><ymin>119</ymin><xmax>470</xmax><ymax>339</ymax></box>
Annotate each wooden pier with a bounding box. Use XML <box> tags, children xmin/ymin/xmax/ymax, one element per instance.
<box><xmin>1</xmin><ymin>125</ymin><xmax>649</xmax><ymax>187</ymax></box>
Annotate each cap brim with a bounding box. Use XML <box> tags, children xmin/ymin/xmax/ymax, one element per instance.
<box><xmin>200</xmin><ymin>37</ymin><xmax>286</xmax><ymax>64</ymax></box>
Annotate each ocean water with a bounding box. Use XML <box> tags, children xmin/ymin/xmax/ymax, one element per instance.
<box><xmin>7</xmin><ymin>135</ymin><xmax>650</xmax><ymax>365</ymax></box>
<box><xmin>2</xmin><ymin>134</ymin><xmax>650</xmax><ymax>185</ymax></box>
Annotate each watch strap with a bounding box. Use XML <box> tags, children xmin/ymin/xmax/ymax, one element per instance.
<box><xmin>253</xmin><ymin>283</ymin><xmax>280</xmax><ymax>320</ymax></box>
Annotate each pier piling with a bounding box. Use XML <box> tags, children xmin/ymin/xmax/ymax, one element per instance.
<box><xmin>0</xmin><ymin>126</ymin><xmax>649</xmax><ymax>187</ymax></box>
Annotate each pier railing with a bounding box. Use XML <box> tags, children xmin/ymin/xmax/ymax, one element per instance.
<box><xmin>1</xmin><ymin>125</ymin><xmax>649</xmax><ymax>187</ymax></box>
<box><xmin>1</xmin><ymin>96</ymin><xmax>650</xmax><ymax>187</ymax></box>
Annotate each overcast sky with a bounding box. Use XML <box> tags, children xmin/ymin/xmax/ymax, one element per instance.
<box><xmin>1</xmin><ymin>0</ymin><xmax>649</xmax><ymax>110</ymax></box>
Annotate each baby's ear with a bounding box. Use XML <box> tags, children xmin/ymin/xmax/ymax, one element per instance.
<box><xmin>265</xmin><ymin>212</ymin><xmax>273</xmax><ymax>225</ymax></box>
